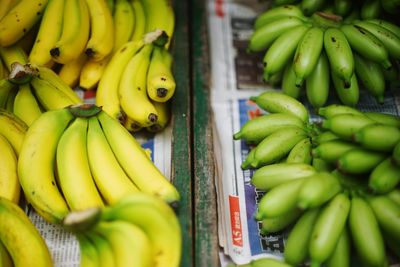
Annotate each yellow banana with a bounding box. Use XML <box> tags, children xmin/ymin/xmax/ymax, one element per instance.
<box><xmin>0</xmin><ymin>240</ymin><xmax>13</xmax><ymax>267</ymax></box>
<box><xmin>0</xmin><ymin>0</ymin><xmax>48</xmax><ymax>46</ymax></box>
<box><xmin>18</xmin><ymin>108</ymin><xmax>73</xmax><ymax>224</ymax></box>
<box><xmin>123</xmin><ymin>115</ymin><xmax>143</xmax><ymax>133</ymax></box>
<box><xmin>0</xmin><ymin>133</ymin><xmax>20</xmax><ymax>203</ymax></box>
<box><xmin>12</xmin><ymin>83</ymin><xmax>42</xmax><ymax>126</ymax></box>
<box><xmin>0</xmin><ymin>0</ymin><xmax>20</xmax><ymax>20</ymax></box>
<box><xmin>0</xmin><ymin>108</ymin><xmax>27</xmax><ymax>155</ymax></box>
<box><xmin>79</xmin><ymin>58</ymin><xmax>109</xmax><ymax>90</ymax></box>
<box><xmin>0</xmin><ymin>44</ymin><xmax>27</xmax><ymax>71</ymax></box>
<box><xmin>130</xmin><ymin>0</ymin><xmax>146</xmax><ymax>42</ymax></box>
<box><xmin>56</xmin><ymin>117</ymin><xmax>104</xmax><ymax>210</ymax></box>
<box><xmin>50</xmin><ymin>0</ymin><xmax>90</xmax><ymax>64</ymax></box>
<box><xmin>0</xmin><ymin>198</ymin><xmax>53</xmax><ymax>267</ymax></box>
<box><xmin>28</xmin><ymin>0</ymin><xmax>65</xmax><ymax>66</ymax></box>
<box><xmin>85</xmin><ymin>0</ymin><xmax>114</xmax><ymax>61</ymax></box>
<box><xmin>58</xmin><ymin>52</ymin><xmax>88</xmax><ymax>88</ymax></box>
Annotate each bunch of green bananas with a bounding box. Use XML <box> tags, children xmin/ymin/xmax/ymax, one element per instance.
<box><xmin>62</xmin><ymin>192</ymin><xmax>182</xmax><ymax>267</ymax></box>
<box><xmin>17</xmin><ymin>104</ymin><xmax>180</xmax><ymax>225</ymax></box>
<box><xmin>231</xmin><ymin>257</ymin><xmax>293</xmax><ymax>267</ymax></box>
<box><xmin>249</xmin><ymin>4</ymin><xmax>400</xmax><ymax>108</ymax></box>
<box><xmin>234</xmin><ymin>92</ymin><xmax>400</xmax><ymax>266</ymax></box>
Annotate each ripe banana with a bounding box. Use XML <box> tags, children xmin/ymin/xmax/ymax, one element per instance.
<box><xmin>318</xmin><ymin>104</ymin><xmax>362</xmax><ymax>119</ymax></box>
<box><xmin>0</xmin><ymin>0</ymin><xmax>20</xmax><ymax>21</ymax></box>
<box><xmin>96</xmin><ymin>40</ymin><xmax>145</xmax><ymax>121</ymax></box>
<box><xmin>325</xmin><ymin>227</ymin><xmax>350</xmax><ymax>267</ymax></box>
<box><xmin>0</xmin><ymin>198</ymin><xmax>53</xmax><ymax>267</ymax></box>
<box><xmin>97</xmin><ymin>110</ymin><xmax>180</xmax><ymax>204</ymax></box>
<box><xmin>18</xmin><ymin>108</ymin><xmax>73</xmax><ymax>224</ymax></box>
<box><xmin>12</xmin><ymin>83</ymin><xmax>42</xmax><ymax>126</ymax></box>
<box><xmin>281</xmin><ymin>60</ymin><xmax>302</xmax><ymax>99</ymax></box>
<box><xmin>0</xmin><ymin>108</ymin><xmax>27</xmax><ymax>155</ymax></box>
<box><xmin>87</xmin><ymin>116</ymin><xmax>139</xmax><ymax>204</ymax></box>
<box><xmin>309</xmin><ymin>193</ymin><xmax>350</xmax><ymax>267</ymax></box>
<box><xmin>0</xmin><ymin>240</ymin><xmax>13</xmax><ymax>267</ymax></box>
<box><xmin>85</xmin><ymin>0</ymin><xmax>114</xmax><ymax>61</ymax></box>
<box><xmin>147</xmin><ymin>46</ymin><xmax>176</xmax><ymax>102</ymax></box>
<box><xmin>233</xmin><ymin>113</ymin><xmax>306</xmax><ymax>144</ymax></box>
<box><xmin>0</xmin><ymin>133</ymin><xmax>20</xmax><ymax>203</ymax></box>
<box><xmin>119</xmin><ymin>44</ymin><xmax>158</xmax><ymax>127</ymax></box>
<box><xmin>323</xmin><ymin>27</ymin><xmax>354</xmax><ymax>88</ymax></box>
<box><xmin>114</xmin><ymin>0</ymin><xmax>135</xmax><ymax>49</ymax></box>
<box><xmin>130</xmin><ymin>0</ymin><xmax>146</xmax><ymax>42</ymax></box>
<box><xmin>56</xmin><ymin>117</ymin><xmax>104</xmax><ymax>210</ymax></box>
<box><xmin>250</xmin><ymin>126</ymin><xmax>307</xmax><ymax>168</ymax></box>
<box><xmin>340</xmin><ymin>24</ymin><xmax>391</xmax><ymax>69</ymax></box>
<box><xmin>260</xmin><ymin>208</ymin><xmax>302</xmax><ymax>234</ymax></box>
<box><xmin>284</xmin><ymin>207</ymin><xmax>320</xmax><ymax>266</ymax></box>
<box><xmin>321</xmin><ymin>113</ymin><xmax>374</xmax><ymax>140</ymax></box>
<box><xmin>0</xmin><ymin>0</ymin><xmax>48</xmax><ymax>46</ymax></box>
<box><xmin>58</xmin><ymin>52</ymin><xmax>88</xmax><ymax>88</ymax></box>
<box><xmin>0</xmin><ymin>45</ymin><xmax>28</xmax><ymax>71</ymax></box>
<box><xmin>255</xmin><ymin>5</ymin><xmax>308</xmax><ymax>30</ymax></box>
<box><xmin>360</xmin><ymin>0</ymin><xmax>382</xmax><ymax>19</ymax></box>
<box><xmin>250</xmin><ymin>91</ymin><xmax>309</xmax><ymax>123</ymax></box>
<box><xmin>29</xmin><ymin>0</ymin><xmax>65</xmax><ymax>66</ymax></box>
<box><xmin>305</xmin><ymin>51</ymin><xmax>330</xmax><ymax>108</ymax></box>
<box><xmin>50</xmin><ymin>0</ymin><xmax>90</xmax><ymax>64</ymax></box>
<box><xmin>256</xmin><ymin>178</ymin><xmax>306</xmax><ymax>219</ymax></box>
<box><xmin>286</xmin><ymin>137</ymin><xmax>312</xmax><ymax>164</ymax></box>
<box><xmin>348</xmin><ymin>196</ymin><xmax>386</xmax><ymax>267</ymax></box>
<box><xmin>311</xmin><ymin>139</ymin><xmax>359</xmax><ymax>163</ymax></box>
<box><xmin>293</xmin><ymin>26</ymin><xmax>324</xmax><ymax>87</ymax></box>
<box><xmin>369</xmin><ymin>157</ymin><xmax>400</xmax><ymax>194</ymax></box>
<box><xmin>354</xmin><ymin>123</ymin><xmax>400</xmax><ymax>152</ymax></box>
<box><xmin>337</xmin><ymin>147</ymin><xmax>387</xmax><ymax>174</ymax></box>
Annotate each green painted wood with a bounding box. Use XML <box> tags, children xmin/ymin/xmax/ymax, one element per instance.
<box><xmin>191</xmin><ymin>0</ymin><xmax>220</xmax><ymax>266</ymax></box>
<box><xmin>171</xmin><ymin>0</ymin><xmax>194</xmax><ymax>266</ymax></box>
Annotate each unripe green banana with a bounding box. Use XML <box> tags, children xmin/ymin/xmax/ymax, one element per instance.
<box><xmin>249</xmin><ymin>16</ymin><xmax>306</xmax><ymax>52</ymax></box>
<box><xmin>281</xmin><ymin>61</ymin><xmax>302</xmax><ymax>99</ymax></box>
<box><xmin>353</xmin><ymin>53</ymin><xmax>385</xmax><ymax>104</ymax></box>
<box><xmin>365</xmin><ymin>18</ymin><xmax>400</xmax><ymax>39</ymax></box>
<box><xmin>260</xmin><ymin>208</ymin><xmax>302</xmax><ymax>234</ymax></box>
<box><xmin>393</xmin><ymin>140</ymin><xmax>400</xmax><ymax>166</ymax></box>
<box><xmin>360</xmin><ymin>0</ymin><xmax>382</xmax><ymax>19</ymax></box>
<box><xmin>284</xmin><ymin>207</ymin><xmax>320</xmax><ymax>266</ymax></box>
<box><xmin>241</xmin><ymin>148</ymin><xmax>255</xmax><ymax>170</ymax></box>
<box><xmin>353</xmin><ymin>20</ymin><xmax>400</xmax><ymax>60</ymax></box>
<box><xmin>250</xmin><ymin>91</ymin><xmax>309</xmax><ymax>123</ymax></box>
<box><xmin>331</xmin><ymin>72</ymin><xmax>359</xmax><ymax>107</ymax></box>
<box><xmin>321</xmin><ymin>113</ymin><xmax>374</xmax><ymax>140</ymax></box>
<box><xmin>312</xmin><ymin>158</ymin><xmax>334</xmax><ymax>172</ymax></box>
<box><xmin>337</xmin><ymin>148</ymin><xmax>387</xmax><ymax>174</ymax></box>
<box><xmin>293</xmin><ymin>26</ymin><xmax>324</xmax><ymax>87</ymax></box>
<box><xmin>254</xmin><ymin>5</ymin><xmax>308</xmax><ymax>30</ymax></box>
<box><xmin>286</xmin><ymin>137</ymin><xmax>312</xmax><ymax>164</ymax></box>
<box><xmin>318</xmin><ymin>104</ymin><xmax>362</xmax><ymax>119</ymax></box>
<box><xmin>300</xmin><ymin>0</ymin><xmax>328</xmax><ymax>16</ymax></box>
<box><xmin>324</xmin><ymin>27</ymin><xmax>354</xmax><ymax>88</ymax></box>
<box><xmin>305</xmin><ymin>51</ymin><xmax>330</xmax><ymax>108</ymax></box>
<box><xmin>311</xmin><ymin>130</ymin><xmax>339</xmax><ymax>145</ymax></box>
<box><xmin>364</xmin><ymin>112</ymin><xmax>400</xmax><ymax>127</ymax></box>
<box><xmin>325</xmin><ymin>227</ymin><xmax>350</xmax><ymax>267</ymax></box>
<box><xmin>256</xmin><ymin>178</ymin><xmax>306</xmax><ymax>219</ymax></box>
<box><xmin>263</xmin><ymin>24</ymin><xmax>310</xmax><ymax>79</ymax></box>
<box><xmin>233</xmin><ymin>113</ymin><xmax>306</xmax><ymax>144</ymax></box>
<box><xmin>248</xmin><ymin>257</ymin><xmax>294</xmax><ymax>267</ymax></box>
<box><xmin>353</xmin><ymin>123</ymin><xmax>400</xmax><ymax>152</ymax></box>
<box><xmin>387</xmin><ymin>189</ymin><xmax>400</xmax><ymax>205</ymax></box>
<box><xmin>366</xmin><ymin>194</ymin><xmax>400</xmax><ymax>243</ymax></box>
<box><xmin>297</xmin><ymin>172</ymin><xmax>342</xmax><ymax>209</ymax></box>
<box><xmin>265</xmin><ymin>69</ymin><xmax>283</xmax><ymax>87</ymax></box>
<box><xmin>334</xmin><ymin>0</ymin><xmax>352</xmax><ymax>16</ymax></box>
<box><xmin>251</xmin><ymin>126</ymin><xmax>307</xmax><ymax>168</ymax></box>
<box><xmin>348</xmin><ymin>196</ymin><xmax>386</xmax><ymax>267</ymax></box>
<box><xmin>309</xmin><ymin>193</ymin><xmax>350</xmax><ymax>267</ymax></box>
<box><xmin>251</xmin><ymin>162</ymin><xmax>316</xmax><ymax>190</ymax></box>
<box><xmin>369</xmin><ymin>157</ymin><xmax>400</xmax><ymax>194</ymax></box>
<box><xmin>312</xmin><ymin>139</ymin><xmax>359</xmax><ymax>163</ymax></box>
<box><xmin>340</xmin><ymin>24</ymin><xmax>391</xmax><ymax>69</ymax></box>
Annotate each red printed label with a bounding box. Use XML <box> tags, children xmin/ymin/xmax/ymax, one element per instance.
<box><xmin>215</xmin><ymin>0</ymin><xmax>225</xmax><ymax>17</ymax></box>
<box><xmin>229</xmin><ymin>195</ymin><xmax>243</xmax><ymax>247</ymax></box>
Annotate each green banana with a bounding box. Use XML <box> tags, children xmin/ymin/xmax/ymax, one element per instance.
<box><xmin>353</xmin><ymin>53</ymin><xmax>385</xmax><ymax>104</ymax></box>
<box><xmin>365</xmin><ymin>18</ymin><xmax>400</xmax><ymax>39</ymax></box>
<box><xmin>293</xmin><ymin>26</ymin><xmax>324</xmax><ymax>87</ymax></box>
<box><xmin>323</xmin><ymin>27</ymin><xmax>354</xmax><ymax>88</ymax></box>
<box><xmin>325</xmin><ymin>227</ymin><xmax>350</xmax><ymax>267</ymax></box>
<box><xmin>260</xmin><ymin>208</ymin><xmax>302</xmax><ymax>234</ymax></box>
<box><xmin>250</xmin><ymin>126</ymin><xmax>307</xmax><ymax>168</ymax></box>
<box><xmin>353</xmin><ymin>123</ymin><xmax>400</xmax><ymax>152</ymax></box>
<box><xmin>334</xmin><ymin>0</ymin><xmax>353</xmax><ymax>16</ymax></box>
<box><xmin>348</xmin><ymin>196</ymin><xmax>386</xmax><ymax>267</ymax></box>
<box><xmin>297</xmin><ymin>172</ymin><xmax>342</xmax><ymax>209</ymax></box>
<box><xmin>233</xmin><ymin>113</ymin><xmax>306</xmax><ymax>144</ymax></box>
<box><xmin>300</xmin><ymin>0</ymin><xmax>328</xmax><ymax>16</ymax></box>
<box><xmin>331</xmin><ymin>72</ymin><xmax>359</xmax><ymax>107</ymax></box>
<box><xmin>281</xmin><ymin>61</ymin><xmax>302</xmax><ymax>99</ymax></box>
<box><xmin>360</xmin><ymin>0</ymin><xmax>382</xmax><ymax>19</ymax></box>
<box><xmin>249</xmin><ymin>16</ymin><xmax>307</xmax><ymax>52</ymax></box>
<box><xmin>250</xmin><ymin>91</ymin><xmax>309</xmax><ymax>123</ymax></box>
<box><xmin>251</xmin><ymin>162</ymin><xmax>316</xmax><ymax>190</ymax></box>
<box><xmin>254</xmin><ymin>5</ymin><xmax>308</xmax><ymax>30</ymax></box>
<box><xmin>369</xmin><ymin>157</ymin><xmax>400</xmax><ymax>194</ymax></box>
<box><xmin>286</xmin><ymin>137</ymin><xmax>312</xmax><ymax>164</ymax></box>
<box><xmin>256</xmin><ymin>178</ymin><xmax>306</xmax><ymax>219</ymax></box>
<box><xmin>321</xmin><ymin>113</ymin><xmax>374</xmax><ymax>140</ymax></box>
<box><xmin>262</xmin><ymin>24</ymin><xmax>310</xmax><ymax>80</ymax></box>
<box><xmin>311</xmin><ymin>130</ymin><xmax>339</xmax><ymax>145</ymax></box>
<box><xmin>312</xmin><ymin>158</ymin><xmax>334</xmax><ymax>172</ymax></box>
<box><xmin>305</xmin><ymin>51</ymin><xmax>330</xmax><ymax>108</ymax></box>
<box><xmin>309</xmin><ymin>193</ymin><xmax>351</xmax><ymax>267</ymax></box>
<box><xmin>247</xmin><ymin>257</ymin><xmax>293</xmax><ymax>267</ymax></box>
<box><xmin>317</xmin><ymin>104</ymin><xmax>362</xmax><ymax>119</ymax></box>
<box><xmin>363</xmin><ymin>112</ymin><xmax>400</xmax><ymax>127</ymax></box>
<box><xmin>283</xmin><ymin>207</ymin><xmax>320</xmax><ymax>266</ymax></box>
<box><xmin>340</xmin><ymin>24</ymin><xmax>391</xmax><ymax>69</ymax></box>
<box><xmin>311</xmin><ymin>139</ymin><xmax>359</xmax><ymax>163</ymax></box>
<box><xmin>387</xmin><ymin>189</ymin><xmax>400</xmax><ymax>205</ymax></box>
<box><xmin>241</xmin><ymin>148</ymin><xmax>256</xmax><ymax>170</ymax></box>
<box><xmin>337</xmin><ymin>148</ymin><xmax>387</xmax><ymax>174</ymax></box>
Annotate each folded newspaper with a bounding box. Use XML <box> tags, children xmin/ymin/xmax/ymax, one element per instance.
<box><xmin>206</xmin><ymin>0</ymin><xmax>400</xmax><ymax>266</ymax></box>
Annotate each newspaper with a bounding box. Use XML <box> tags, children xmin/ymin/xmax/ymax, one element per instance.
<box><xmin>206</xmin><ymin>0</ymin><xmax>400</xmax><ymax>266</ymax></box>
<box><xmin>25</xmin><ymin>89</ymin><xmax>173</xmax><ymax>267</ymax></box>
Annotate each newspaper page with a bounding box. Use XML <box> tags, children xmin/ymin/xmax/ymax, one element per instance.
<box><xmin>206</xmin><ymin>0</ymin><xmax>400</xmax><ymax>266</ymax></box>
<box><xmin>26</xmin><ymin>89</ymin><xmax>173</xmax><ymax>267</ymax></box>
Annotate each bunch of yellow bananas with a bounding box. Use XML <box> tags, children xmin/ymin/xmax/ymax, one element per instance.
<box><xmin>249</xmin><ymin>4</ymin><xmax>400</xmax><ymax>108</ymax></box>
<box><xmin>62</xmin><ymin>192</ymin><xmax>182</xmax><ymax>267</ymax></box>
